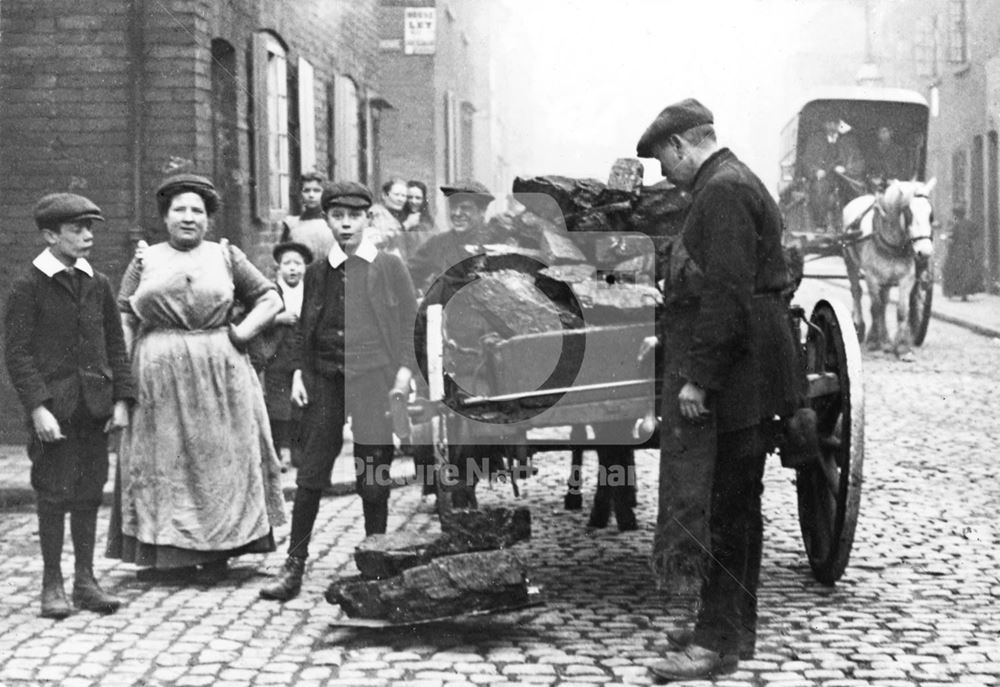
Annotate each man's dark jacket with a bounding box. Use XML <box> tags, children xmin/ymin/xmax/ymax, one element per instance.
<box><xmin>291</xmin><ymin>250</ymin><xmax>418</xmax><ymax>378</ymax></box>
<box><xmin>5</xmin><ymin>265</ymin><xmax>134</xmax><ymax>422</ymax></box>
<box><xmin>801</xmin><ymin>131</ymin><xmax>865</xmax><ymax>179</ymax></box>
<box><xmin>664</xmin><ymin>148</ymin><xmax>800</xmax><ymax>434</ymax></box>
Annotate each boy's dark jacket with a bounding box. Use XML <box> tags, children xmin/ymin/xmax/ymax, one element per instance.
<box><xmin>4</xmin><ymin>263</ymin><xmax>134</xmax><ymax>421</ymax></box>
<box><xmin>290</xmin><ymin>249</ymin><xmax>418</xmax><ymax>376</ymax></box>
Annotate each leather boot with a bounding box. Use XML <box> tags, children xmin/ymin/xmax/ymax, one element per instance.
<box><xmin>73</xmin><ymin>570</ymin><xmax>123</xmax><ymax>614</ymax></box>
<box><xmin>259</xmin><ymin>556</ymin><xmax>306</xmax><ymax>601</ymax></box>
<box><xmin>666</xmin><ymin>627</ymin><xmax>755</xmax><ymax>660</ymax></box>
<box><xmin>41</xmin><ymin>569</ymin><xmax>72</xmax><ymax>620</ymax></box>
<box><xmin>38</xmin><ymin>509</ymin><xmax>71</xmax><ymax>619</ymax></box>
<box><xmin>71</xmin><ymin>509</ymin><xmax>122</xmax><ymax>614</ymax></box>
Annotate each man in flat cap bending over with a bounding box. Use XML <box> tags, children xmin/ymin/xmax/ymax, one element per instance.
<box><xmin>635</xmin><ymin>99</ymin><xmax>802</xmax><ymax>680</ymax></box>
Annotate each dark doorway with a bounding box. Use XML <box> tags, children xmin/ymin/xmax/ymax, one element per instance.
<box><xmin>211</xmin><ymin>39</ymin><xmax>242</xmax><ymax>246</ymax></box>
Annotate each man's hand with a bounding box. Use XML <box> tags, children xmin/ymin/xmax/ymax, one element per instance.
<box><xmin>290</xmin><ymin>369</ymin><xmax>309</xmax><ymax>407</ymax></box>
<box><xmin>678</xmin><ymin>381</ymin><xmax>710</xmax><ymax>422</ymax></box>
<box><xmin>31</xmin><ymin>406</ymin><xmax>65</xmax><ymax>442</ymax></box>
<box><xmin>104</xmin><ymin>400</ymin><xmax>130</xmax><ymax>433</ymax></box>
<box><xmin>637</xmin><ymin>335</ymin><xmax>659</xmax><ymax>363</ymax></box>
<box><xmin>833</xmin><ymin>164</ymin><xmax>846</xmax><ymax>175</ymax></box>
<box><xmin>815</xmin><ymin>169</ymin><xmax>827</xmax><ymax>180</ymax></box>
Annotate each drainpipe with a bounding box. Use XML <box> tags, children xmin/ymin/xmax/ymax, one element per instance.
<box><xmin>127</xmin><ymin>0</ymin><xmax>147</xmax><ymax>243</ymax></box>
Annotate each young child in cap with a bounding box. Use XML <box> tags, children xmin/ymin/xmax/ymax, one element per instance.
<box><xmin>4</xmin><ymin>193</ymin><xmax>134</xmax><ymax>619</ymax></box>
<box><xmin>256</xmin><ymin>241</ymin><xmax>314</xmax><ymax>467</ymax></box>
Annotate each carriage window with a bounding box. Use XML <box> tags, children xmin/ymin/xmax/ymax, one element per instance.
<box><xmin>947</xmin><ymin>0</ymin><xmax>968</xmax><ymax>64</ymax></box>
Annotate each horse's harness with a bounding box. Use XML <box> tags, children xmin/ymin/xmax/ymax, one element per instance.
<box><xmin>842</xmin><ymin>193</ymin><xmax>931</xmax><ymax>258</ymax></box>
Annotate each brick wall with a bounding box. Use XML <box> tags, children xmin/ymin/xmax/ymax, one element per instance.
<box><xmin>376</xmin><ymin>0</ymin><xmax>494</xmax><ymax>223</ymax></box>
<box><xmin>0</xmin><ymin>0</ymin><xmax>382</xmax><ymax>441</ymax></box>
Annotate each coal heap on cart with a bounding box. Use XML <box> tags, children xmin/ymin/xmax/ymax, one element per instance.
<box><xmin>438</xmin><ymin>159</ymin><xmax>690</xmax><ymax>425</ymax></box>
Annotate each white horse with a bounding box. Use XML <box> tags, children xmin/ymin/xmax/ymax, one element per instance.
<box><xmin>841</xmin><ymin>178</ymin><xmax>935</xmax><ymax>361</ymax></box>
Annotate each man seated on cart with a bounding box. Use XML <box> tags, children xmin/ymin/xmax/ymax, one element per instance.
<box><xmin>866</xmin><ymin>125</ymin><xmax>913</xmax><ymax>193</ymax></box>
<box><xmin>801</xmin><ymin>117</ymin><xmax>865</xmax><ymax>232</ymax></box>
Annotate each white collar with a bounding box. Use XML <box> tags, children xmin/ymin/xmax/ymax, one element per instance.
<box><xmin>327</xmin><ymin>237</ymin><xmax>378</xmax><ymax>268</ymax></box>
<box><xmin>32</xmin><ymin>248</ymin><xmax>94</xmax><ymax>278</ymax></box>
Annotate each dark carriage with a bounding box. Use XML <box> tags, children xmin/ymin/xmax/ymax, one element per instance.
<box><xmin>408</xmin><ymin>163</ymin><xmax>865</xmax><ymax>585</ymax></box>
<box><xmin>778</xmin><ymin>86</ymin><xmax>934</xmax><ymax>345</ymax></box>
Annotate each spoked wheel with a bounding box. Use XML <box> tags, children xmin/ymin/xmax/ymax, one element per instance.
<box><xmin>909</xmin><ymin>258</ymin><xmax>933</xmax><ymax>346</ymax></box>
<box><xmin>796</xmin><ymin>299</ymin><xmax>865</xmax><ymax>584</ymax></box>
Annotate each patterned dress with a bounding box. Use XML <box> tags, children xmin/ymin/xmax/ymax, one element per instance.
<box><xmin>107</xmin><ymin>240</ymin><xmax>286</xmax><ymax>568</ymax></box>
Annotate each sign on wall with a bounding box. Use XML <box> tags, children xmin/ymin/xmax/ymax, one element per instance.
<box><xmin>404</xmin><ymin>7</ymin><xmax>435</xmax><ymax>55</ymax></box>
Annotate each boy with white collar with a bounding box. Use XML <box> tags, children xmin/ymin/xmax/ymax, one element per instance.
<box><xmin>4</xmin><ymin>193</ymin><xmax>133</xmax><ymax>618</ymax></box>
<box><xmin>260</xmin><ymin>181</ymin><xmax>417</xmax><ymax>602</ymax></box>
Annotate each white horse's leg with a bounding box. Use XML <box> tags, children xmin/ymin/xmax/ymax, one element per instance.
<box><xmin>865</xmin><ymin>272</ymin><xmax>885</xmax><ymax>351</ymax></box>
<box><xmin>844</xmin><ymin>246</ymin><xmax>865</xmax><ymax>341</ymax></box>
<box><xmin>895</xmin><ymin>268</ymin><xmax>916</xmax><ymax>360</ymax></box>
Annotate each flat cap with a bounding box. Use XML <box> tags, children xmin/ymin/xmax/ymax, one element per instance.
<box><xmin>321</xmin><ymin>181</ymin><xmax>373</xmax><ymax>210</ymax></box>
<box><xmin>33</xmin><ymin>193</ymin><xmax>105</xmax><ymax>229</ymax></box>
<box><xmin>440</xmin><ymin>179</ymin><xmax>495</xmax><ymax>202</ymax></box>
<box><xmin>272</xmin><ymin>240</ymin><xmax>314</xmax><ymax>264</ymax></box>
<box><xmin>636</xmin><ymin>98</ymin><xmax>714</xmax><ymax>158</ymax></box>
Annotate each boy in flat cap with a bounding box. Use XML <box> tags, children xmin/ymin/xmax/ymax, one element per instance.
<box><xmin>4</xmin><ymin>193</ymin><xmax>133</xmax><ymax>619</ymax></box>
<box><xmin>259</xmin><ymin>181</ymin><xmax>418</xmax><ymax>602</ymax></box>
<box><xmin>636</xmin><ymin>99</ymin><xmax>804</xmax><ymax>679</ymax></box>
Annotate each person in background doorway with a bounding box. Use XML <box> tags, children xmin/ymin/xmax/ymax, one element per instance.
<box><xmin>942</xmin><ymin>204</ymin><xmax>985</xmax><ymax>300</ymax></box>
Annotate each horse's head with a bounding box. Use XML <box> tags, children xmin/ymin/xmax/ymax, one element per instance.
<box><xmin>885</xmin><ymin>178</ymin><xmax>935</xmax><ymax>258</ymax></box>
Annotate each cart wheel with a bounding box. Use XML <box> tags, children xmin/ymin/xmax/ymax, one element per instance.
<box><xmin>909</xmin><ymin>260</ymin><xmax>933</xmax><ymax>346</ymax></box>
<box><xmin>796</xmin><ymin>299</ymin><xmax>865</xmax><ymax>584</ymax></box>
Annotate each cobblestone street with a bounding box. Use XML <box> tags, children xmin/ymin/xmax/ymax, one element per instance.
<box><xmin>2</xmin><ymin>283</ymin><xmax>999</xmax><ymax>687</ymax></box>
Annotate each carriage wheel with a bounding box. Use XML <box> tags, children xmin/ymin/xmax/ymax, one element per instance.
<box><xmin>796</xmin><ymin>299</ymin><xmax>865</xmax><ymax>584</ymax></box>
<box><xmin>909</xmin><ymin>260</ymin><xmax>933</xmax><ymax>346</ymax></box>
